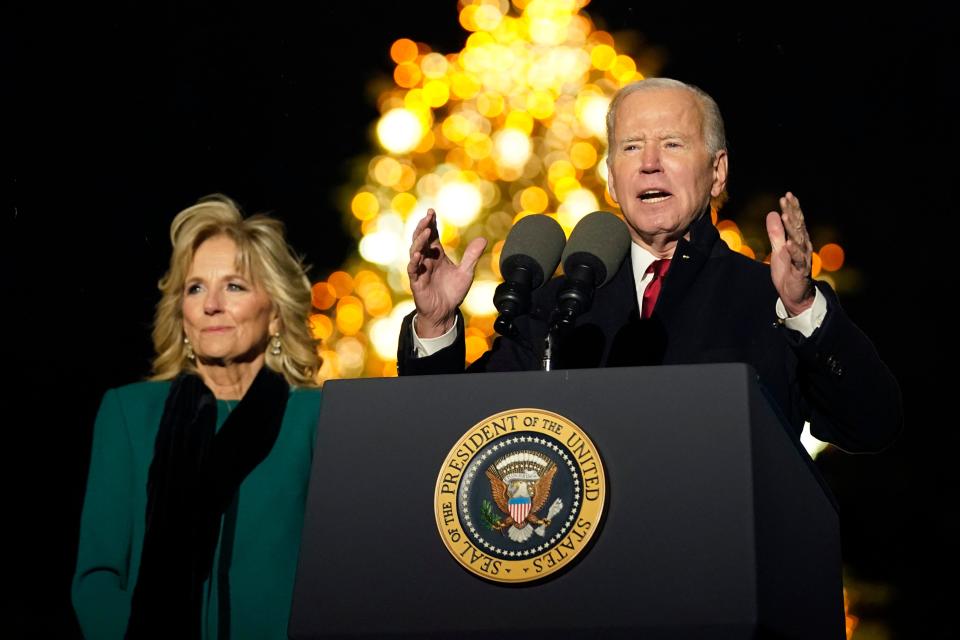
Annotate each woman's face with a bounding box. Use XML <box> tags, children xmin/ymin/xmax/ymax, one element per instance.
<box><xmin>182</xmin><ymin>235</ymin><xmax>278</xmax><ymax>364</ymax></box>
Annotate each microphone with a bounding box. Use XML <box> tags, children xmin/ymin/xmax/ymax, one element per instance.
<box><xmin>493</xmin><ymin>214</ymin><xmax>566</xmax><ymax>336</ymax></box>
<box><xmin>552</xmin><ymin>211</ymin><xmax>631</xmax><ymax>330</ymax></box>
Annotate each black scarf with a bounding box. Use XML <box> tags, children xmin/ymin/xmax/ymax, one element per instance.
<box><xmin>125</xmin><ymin>367</ymin><xmax>289</xmax><ymax>639</ymax></box>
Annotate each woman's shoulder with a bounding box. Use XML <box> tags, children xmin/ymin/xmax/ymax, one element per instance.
<box><xmin>93</xmin><ymin>381</ymin><xmax>171</xmax><ymax>444</ymax></box>
<box><xmin>107</xmin><ymin>379</ymin><xmax>172</xmax><ymax>402</ymax></box>
<box><xmin>273</xmin><ymin>386</ymin><xmax>322</xmax><ymax>448</ymax></box>
<box><xmin>287</xmin><ymin>385</ymin><xmax>322</xmax><ymax>414</ymax></box>
<box><xmin>99</xmin><ymin>381</ymin><xmax>172</xmax><ymax>423</ymax></box>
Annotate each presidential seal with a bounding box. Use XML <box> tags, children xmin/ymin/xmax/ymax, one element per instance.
<box><xmin>434</xmin><ymin>409</ymin><xmax>606</xmax><ymax>583</ymax></box>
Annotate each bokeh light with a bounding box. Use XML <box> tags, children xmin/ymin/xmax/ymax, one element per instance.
<box><xmin>820</xmin><ymin>243</ymin><xmax>845</xmax><ymax>271</ymax></box>
<box><xmin>377</xmin><ymin>108</ymin><xmax>425</xmax><ymax>154</ymax></box>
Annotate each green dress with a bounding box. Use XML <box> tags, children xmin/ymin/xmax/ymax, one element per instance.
<box><xmin>72</xmin><ymin>380</ymin><xmax>322</xmax><ymax>639</ymax></box>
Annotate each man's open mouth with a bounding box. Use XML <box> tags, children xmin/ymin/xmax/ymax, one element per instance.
<box><xmin>638</xmin><ymin>189</ymin><xmax>672</xmax><ymax>204</ymax></box>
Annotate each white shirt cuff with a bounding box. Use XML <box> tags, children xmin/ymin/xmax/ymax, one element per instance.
<box><xmin>411</xmin><ymin>314</ymin><xmax>460</xmax><ymax>357</ymax></box>
<box><xmin>776</xmin><ymin>288</ymin><xmax>827</xmax><ymax>338</ymax></box>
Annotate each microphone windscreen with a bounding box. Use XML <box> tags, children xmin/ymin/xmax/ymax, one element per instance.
<box><xmin>499</xmin><ymin>214</ymin><xmax>567</xmax><ymax>289</ymax></box>
<box><xmin>561</xmin><ymin>211</ymin><xmax>631</xmax><ymax>287</ymax></box>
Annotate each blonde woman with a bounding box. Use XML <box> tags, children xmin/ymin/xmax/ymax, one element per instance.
<box><xmin>73</xmin><ymin>195</ymin><xmax>321</xmax><ymax>639</ymax></box>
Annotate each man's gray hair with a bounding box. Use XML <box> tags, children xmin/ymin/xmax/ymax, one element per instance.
<box><xmin>605</xmin><ymin>77</ymin><xmax>727</xmax><ymax>157</ymax></box>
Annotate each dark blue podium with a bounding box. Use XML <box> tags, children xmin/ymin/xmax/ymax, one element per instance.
<box><xmin>290</xmin><ymin>364</ymin><xmax>843</xmax><ymax>639</ymax></box>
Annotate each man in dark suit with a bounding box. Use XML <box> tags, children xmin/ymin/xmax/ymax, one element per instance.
<box><xmin>398</xmin><ymin>77</ymin><xmax>901</xmax><ymax>454</ymax></box>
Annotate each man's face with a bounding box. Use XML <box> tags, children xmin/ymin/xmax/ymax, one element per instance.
<box><xmin>607</xmin><ymin>88</ymin><xmax>727</xmax><ymax>248</ymax></box>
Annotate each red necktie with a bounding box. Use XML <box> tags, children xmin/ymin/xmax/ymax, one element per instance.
<box><xmin>641</xmin><ymin>259</ymin><xmax>671</xmax><ymax>319</ymax></box>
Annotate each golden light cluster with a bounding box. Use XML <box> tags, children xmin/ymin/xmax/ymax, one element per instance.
<box><xmin>309</xmin><ymin>0</ymin><xmax>848</xmax><ymax>382</ymax></box>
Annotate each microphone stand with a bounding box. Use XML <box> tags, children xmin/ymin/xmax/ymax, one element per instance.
<box><xmin>541</xmin><ymin>328</ymin><xmax>556</xmax><ymax>371</ymax></box>
<box><xmin>542</xmin><ymin>260</ymin><xmax>597</xmax><ymax>370</ymax></box>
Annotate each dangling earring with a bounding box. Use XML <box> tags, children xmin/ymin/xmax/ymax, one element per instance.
<box><xmin>184</xmin><ymin>336</ymin><xmax>196</xmax><ymax>361</ymax></box>
<box><xmin>270</xmin><ymin>333</ymin><xmax>282</xmax><ymax>356</ymax></box>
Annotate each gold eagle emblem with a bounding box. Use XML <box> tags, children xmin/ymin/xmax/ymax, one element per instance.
<box><xmin>484</xmin><ymin>450</ymin><xmax>564</xmax><ymax>543</ymax></box>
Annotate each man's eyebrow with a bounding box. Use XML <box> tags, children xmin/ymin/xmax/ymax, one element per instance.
<box><xmin>619</xmin><ymin>132</ymin><xmax>690</xmax><ymax>143</ymax></box>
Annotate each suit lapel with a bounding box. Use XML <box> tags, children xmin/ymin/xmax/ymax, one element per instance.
<box><xmin>651</xmin><ymin>211</ymin><xmax>718</xmax><ymax>325</ymax></box>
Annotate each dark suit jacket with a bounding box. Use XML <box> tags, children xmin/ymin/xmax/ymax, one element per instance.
<box><xmin>399</xmin><ymin>213</ymin><xmax>902</xmax><ymax>453</ymax></box>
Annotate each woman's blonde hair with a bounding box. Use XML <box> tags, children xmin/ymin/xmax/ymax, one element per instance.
<box><xmin>150</xmin><ymin>194</ymin><xmax>320</xmax><ymax>386</ymax></box>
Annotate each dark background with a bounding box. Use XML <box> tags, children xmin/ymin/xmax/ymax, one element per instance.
<box><xmin>10</xmin><ymin>2</ymin><xmax>957</xmax><ymax>637</ymax></box>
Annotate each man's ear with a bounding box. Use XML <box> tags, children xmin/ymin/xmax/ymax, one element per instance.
<box><xmin>710</xmin><ymin>150</ymin><xmax>728</xmax><ymax>198</ymax></box>
<box><xmin>606</xmin><ymin>160</ymin><xmax>620</xmax><ymax>205</ymax></box>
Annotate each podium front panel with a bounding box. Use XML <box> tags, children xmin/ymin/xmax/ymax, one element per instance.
<box><xmin>290</xmin><ymin>364</ymin><xmax>841</xmax><ymax>639</ymax></box>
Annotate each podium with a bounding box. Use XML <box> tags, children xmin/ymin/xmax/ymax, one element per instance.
<box><xmin>290</xmin><ymin>363</ymin><xmax>844</xmax><ymax>639</ymax></box>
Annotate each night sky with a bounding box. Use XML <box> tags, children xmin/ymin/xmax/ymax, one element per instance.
<box><xmin>10</xmin><ymin>2</ymin><xmax>957</xmax><ymax>636</ymax></box>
